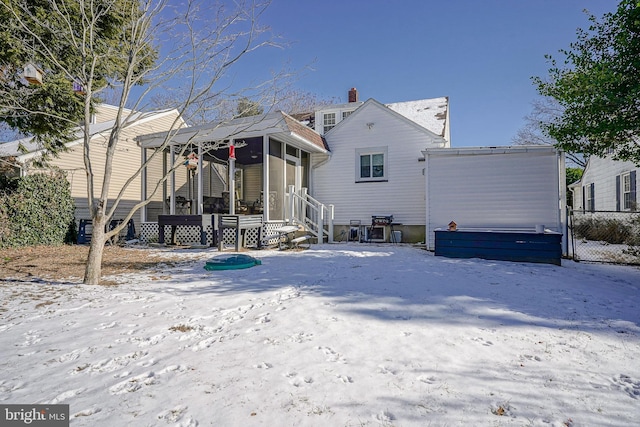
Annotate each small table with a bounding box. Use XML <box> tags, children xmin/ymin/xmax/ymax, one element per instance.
<box><xmin>218</xmin><ymin>214</ymin><xmax>264</xmax><ymax>251</ymax></box>
<box><xmin>273</xmin><ymin>225</ymin><xmax>299</xmax><ymax>250</ymax></box>
<box><xmin>158</xmin><ymin>215</ymin><xmax>209</xmax><ymax>246</ymax></box>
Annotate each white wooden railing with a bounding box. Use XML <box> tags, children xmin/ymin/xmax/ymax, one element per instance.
<box><xmin>285</xmin><ymin>185</ymin><xmax>334</xmax><ymax>243</ymax></box>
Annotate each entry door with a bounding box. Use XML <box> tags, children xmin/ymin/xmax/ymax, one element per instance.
<box><xmin>285</xmin><ymin>157</ymin><xmax>301</xmax><ymax>191</ymax></box>
<box><xmin>285</xmin><ymin>156</ymin><xmax>301</xmax><ymax>220</ymax></box>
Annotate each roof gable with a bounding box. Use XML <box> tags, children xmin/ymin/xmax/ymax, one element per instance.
<box><xmin>326</xmin><ymin>98</ymin><xmax>448</xmax><ymax>142</ymax></box>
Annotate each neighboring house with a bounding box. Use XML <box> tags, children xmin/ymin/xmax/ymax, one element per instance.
<box><xmin>569</xmin><ymin>155</ymin><xmax>638</xmax><ymax>212</ymax></box>
<box><xmin>312</xmin><ymin>95</ymin><xmax>450</xmax><ymax>242</ymax></box>
<box><xmin>0</xmin><ymin>104</ymin><xmax>184</xmax><ymax>221</ymax></box>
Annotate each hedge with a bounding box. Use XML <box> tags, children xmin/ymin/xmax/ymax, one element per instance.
<box><xmin>0</xmin><ymin>172</ymin><xmax>76</xmax><ymax>248</ymax></box>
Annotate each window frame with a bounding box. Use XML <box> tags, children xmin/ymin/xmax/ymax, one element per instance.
<box><xmin>622</xmin><ymin>172</ymin><xmax>632</xmax><ymax>210</ymax></box>
<box><xmin>586</xmin><ymin>183</ymin><xmax>595</xmax><ymax>212</ymax></box>
<box><xmin>323</xmin><ymin>113</ymin><xmax>336</xmax><ymax>134</ymax></box>
<box><xmin>355</xmin><ymin>147</ymin><xmax>388</xmax><ymax>183</ymax></box>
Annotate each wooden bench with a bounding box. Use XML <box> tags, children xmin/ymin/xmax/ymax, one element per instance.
<box><xmin>78</xmin><ymin>218</ymin><xmax>136</xmax><ymax>245</ymax></box>
<box><xmin>290</xmin><ymin>235</ymin><xmax>312</xmax><ymax>249</ymax></box>
<box><xmin>218</xmin><ymin>214</ymin><xmax>264</xmax><ymax>251</ymax></box>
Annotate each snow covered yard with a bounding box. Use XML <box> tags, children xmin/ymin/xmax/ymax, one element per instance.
<box><xmin>1</xmin><ymin>244</ymin><xmax>639</xmax><ymax>426</ymax></box>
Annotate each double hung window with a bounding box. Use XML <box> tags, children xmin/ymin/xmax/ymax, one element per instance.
<box><xmin>356</xmin><ymin>147</ymin><xmax>388</xmax><ymax>182</ymax></box>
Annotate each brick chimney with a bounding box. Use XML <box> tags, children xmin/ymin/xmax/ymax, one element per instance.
<box><xmin>348</xmin><ymin>87</ymin><xmax>358</xmax><ymax>103</ymax></box>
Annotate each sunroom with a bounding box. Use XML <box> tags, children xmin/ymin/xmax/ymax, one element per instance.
<box><xmin>135</xmin><ymin>111</ymin><xmax>333</xmax><ymax>247</ymax></box>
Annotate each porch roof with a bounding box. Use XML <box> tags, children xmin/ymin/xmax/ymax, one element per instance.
<box><xmin>136</xmin><ymin>111</ymin><xmax>328</xmax><ymax>154</ymax></box>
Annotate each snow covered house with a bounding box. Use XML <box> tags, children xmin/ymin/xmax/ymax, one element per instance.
<box><xmin>135</xmin><ymin>90</ymin><xmax>449</xmax><ymax>245</ymax></box>
<box><xmin>134</xmin><ymin>88</ymin><xmax>564</xmax><ymax>252</ymax></box>
<box><xmin>312</xmin><ymin>95</ymin><xmax>450</xmax><ymax>243</ymax></box>
<box><xmin>0</xmin><ymin>104</ymin><xmax>184</xmax><ymax>221</ymax></box>
<box><xmin>569</xmin><ymin>155</ymin><xmax>638</xmax><ymax>212</ymax></box>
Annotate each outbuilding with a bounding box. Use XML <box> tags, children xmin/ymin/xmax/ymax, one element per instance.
<box><xmin>423</xmin><ymin>146</ymin><xmax>567</xmax><ymax>263</ymax></box>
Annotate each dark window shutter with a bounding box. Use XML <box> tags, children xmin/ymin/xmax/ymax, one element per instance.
<box><xmin>590</xmin><ymin>183</ymin><xmax>595</xmax><ymax>211</ymax></box>
<box><xmin>616</xmin><ymin>175</ymin><xmax>621</xmax><ymax>211</ymax></box>
<box><xmin>631</xmin><ymin>171</ymin><xmax>637</xmax><ymax>207</ymax></box>
<box><xmin>582</xmin><ymin>186</ymin><xmax>586</xmax><ymax>213</ymax></box>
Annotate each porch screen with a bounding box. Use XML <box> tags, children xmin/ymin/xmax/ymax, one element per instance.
<box><xmin>269</xmin><ymin>140</ymin><xmax>284</xmax><ymax>220</ymax></box>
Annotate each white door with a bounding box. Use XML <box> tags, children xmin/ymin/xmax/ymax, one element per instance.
<box><xmin>285</xmin><ymin>155</ymin><xmax>301</xmax><ymax>221</ymax></box>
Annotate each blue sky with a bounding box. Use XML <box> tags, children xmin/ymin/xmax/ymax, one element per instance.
<box><xmin>244</xmin><ymin>0</ymin><xmax>617</xmax><ymax>147</ymax></box>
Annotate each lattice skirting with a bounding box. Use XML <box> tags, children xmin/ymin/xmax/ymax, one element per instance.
<box><xmin>259</xmin><ymin>222</ymin><xmax>286</xmax><ymax>246</ymax></box>
<box><xmin>140</xmin><ymin>222</ymin><xmax>214</xmax><ymax>245</ymax></box>
<box><xmin>140</xmin><ymin>221</ymin><xmax>287</xmax><ymax>247</ymax></box>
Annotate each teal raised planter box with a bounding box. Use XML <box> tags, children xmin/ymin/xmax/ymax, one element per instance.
<box><xmin>434</xmin><ymin>230</ymin><xmax>562</xmax><ymax>265</ymax></box>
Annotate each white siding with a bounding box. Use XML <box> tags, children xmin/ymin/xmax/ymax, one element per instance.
<box><xmin>313</xmin><ymin>101</ymin><xmax>444</xmax><ymax>226</ymax></box>
<box><xmin>577</xmin><ymin>156</ymin><xmax>639</xmax><ymax>211</ymax></box>
<box><xmin>424</xmin><ymin>148</ymin><xmax>564</xmax><ymax>250</ymax></box>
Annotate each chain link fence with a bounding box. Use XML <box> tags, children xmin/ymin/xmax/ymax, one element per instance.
<box><xmin>569</xmin><ymin>210</ymin><xmax>640</xmax><ymax>265</ymax></box>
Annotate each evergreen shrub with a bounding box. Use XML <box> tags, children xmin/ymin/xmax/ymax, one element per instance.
<box><xmin>0</xmin><ymin>172</ymin><xmax>75</xmax><ymax>248</ymax></box>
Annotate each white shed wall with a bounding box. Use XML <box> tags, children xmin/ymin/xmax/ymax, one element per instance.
<box><xmin>425</xmin><ymin>148</ymin><xmax>565</xmax><ymax>251</ymax></box>
<box><xmin>313</xmin><ymin>102</ymin><xmax>445</xmax><ymax>226</ymax></box>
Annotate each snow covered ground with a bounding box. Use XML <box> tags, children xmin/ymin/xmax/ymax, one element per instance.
<box><xmin>1</xmin><ymin>244</ymin><xmax>640</xmax><ymax>426</ymax></box>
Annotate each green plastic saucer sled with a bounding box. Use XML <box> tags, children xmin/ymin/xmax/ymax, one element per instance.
<box><xmin>204</xmin><ymin>254</ymin><xmax>262</xmax><ymax>271</ymax></box>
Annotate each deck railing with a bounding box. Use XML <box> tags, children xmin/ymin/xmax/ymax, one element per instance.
<box><xmin>286</xmin><ymin>185</ymin><xmax>334</xmax><ymax>243</ymax></box>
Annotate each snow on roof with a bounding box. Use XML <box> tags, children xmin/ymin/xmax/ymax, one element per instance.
<box><xmin>137</xmin><ymin>111</ymin><xmax>327</xmax><ymax>153</ymax></box>
<box><xmin>386</xmin><ymin>97</ymin><xmax>448</xmax><ymax>137</ymax></box>
<box><xmin>0</xmin><ymin>121</ymin><xmax>114</xmax><ymax>158</ymax></box>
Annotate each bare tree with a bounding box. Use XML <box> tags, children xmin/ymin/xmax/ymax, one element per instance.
<box><xmin>274</xmin><ymin>89</ymin><xmax>339</xmax><ymax>116</ymax></box>
<box><xmin>512</xmin><ymin>96</ymin><xmax>586</xmax><ymax>167</ymax></box>
<box><xmin>0</xmin><ymin>0</ymin><xmax>291</xmax><ymax>284</ymax></box>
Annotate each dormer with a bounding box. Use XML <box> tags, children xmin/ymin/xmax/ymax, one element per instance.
<box><xmin>314</xmin><ymin>87</ymin><xmax>363</xmax><ymax>135</ymax></box>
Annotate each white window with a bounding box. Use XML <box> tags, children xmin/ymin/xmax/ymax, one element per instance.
<box><xmin>622</xmin><ymin>172</ymin><xmax>632</xmax><ymax>210</ymax></box>
<box><xmin>342</xmin><ymin>111</ymin><xmax>352</xmax><ymax>120</ymax></box>
<box><xmin>356</xmin><ymin>147</ymin><xmax>388</xmax><ymax>182</ymax></box>
<box><xmin>586</xmin><ymin>183</ymin><xmax>594</xmax><ymax>211</ymax></box>
<box><xmin>323</xmin><ymin>113</ymin><xmax>336</xmax><ymax>133</ymax></box>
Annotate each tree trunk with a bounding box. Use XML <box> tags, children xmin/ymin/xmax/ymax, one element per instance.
<box><xmin>84</xmin><ymin>216</ymin><xmax>107</xmax><ymax>285</ymax></box>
